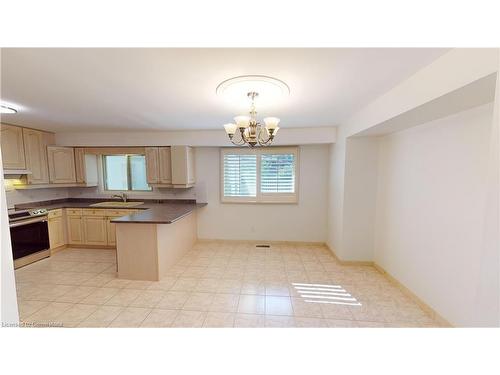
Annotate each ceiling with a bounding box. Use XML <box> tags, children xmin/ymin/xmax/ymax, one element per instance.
<box><xmin>0</xmin><ymin>48</ymin><xmax>448</xmax><ymax>132</ymax></box>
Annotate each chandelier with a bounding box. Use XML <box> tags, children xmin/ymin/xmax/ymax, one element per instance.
<box><xmin>217</xmin><ymin>75</ymin><xmax>289</xmax><ymax>148</ymax></box>
<box><xmin>222</xmin><ymin>91</ymin><xmax>280</xmax><ymax>147</ymax></box>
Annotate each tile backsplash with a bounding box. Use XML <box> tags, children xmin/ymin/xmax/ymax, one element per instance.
<box><xmin>5</xmin><ymin>186</ymin><xmax>70</xmax><ymax>209</ymax></box>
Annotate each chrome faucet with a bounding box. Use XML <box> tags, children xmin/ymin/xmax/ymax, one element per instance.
<box><xmin>112</xmin><ymin>192</ymin><xmax>128</xmax><ymax>202</ymax></box>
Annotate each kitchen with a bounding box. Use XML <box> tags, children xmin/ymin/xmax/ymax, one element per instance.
<box><xmin>3</xmin><ymin>124</ymin><xmax>204</xmax><ymax>277</ymax></box>
<box><xmin>1</xmin><ymin>3</ymin><xmax>499</xmax><ymax>375</ymax></box>
<box><xmin>1</xmin><ymin>48</ymin><xmax>498</xmax><ymax>331</ymax></box>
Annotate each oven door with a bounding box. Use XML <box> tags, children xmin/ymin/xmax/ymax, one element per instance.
<box><xmin>10</xmin><ymin>217</ymin><xmax>50</xmax><ymax>260</ymax></box>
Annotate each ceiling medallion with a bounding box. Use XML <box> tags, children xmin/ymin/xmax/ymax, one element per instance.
<box><xmin>218</xmin><ymin>75</ymin><xmax>289</xmax><ymax>147</ymax></box>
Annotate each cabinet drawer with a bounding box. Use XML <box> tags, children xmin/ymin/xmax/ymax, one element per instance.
<box><xmin>82</xmin><ymin>208</ymin><xmax>106</xmax><ymax>216</ymax></box>
<box><xmin>105</xmin><ymin>209</ymin><xmax>137</xmax><ymax>216</ymax></box>
<box><xmin>66</xmin><ymin>208</ymin><xmax>82</xmax><ymax>216</ymax></box>
<box><xmin>48</xmin><ymin>209</ymin><xmax>63</xmax><ymax>218</ymax></box>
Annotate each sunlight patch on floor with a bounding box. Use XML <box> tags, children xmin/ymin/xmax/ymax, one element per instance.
<box><xmin>292</xmin><ymin>282</ymin><xmax>362</xmax><ymax>306</ymax></box>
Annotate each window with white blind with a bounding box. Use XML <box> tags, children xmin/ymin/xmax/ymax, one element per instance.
<box><xmin>220</xmin><ymin>147</ymin><xmax>298</xmax><ymax>203</ymax></box>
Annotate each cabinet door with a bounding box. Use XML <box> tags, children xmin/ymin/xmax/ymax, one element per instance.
<box><xmin>67</xmin><ymin>215</ymin><xmax>83</xmax><ymax>245</ymax></box>
<box><xmin>187</xmin><ymin>147</ymin><xmax>196</xmax><ymax>184</ymax></box>
<box><xmin>145</xmin><ymin>147</ymin><xmax>160</xmax><ymax>184</ymax></box>
<box><xmin>23</xmin><ymin>128</ymin><xmax>50</xmax><ymax>184</ymax></box>
<box><xmin>106</xmin><ymin>217</ymin><xmax>117</xmax><ymax>246</ymax></box>
<box><xmin>74</xmin><ymin>148</ymin><xmax>86</xmax><ymax>183</ymax></box>
<box><xmin>159</xmin><ymin>146</ymin><xmax>172</xmax><ymax>184</ymax></box>
<box><xmin>47</xmin><ymin>146</ymin><xmax>76</xmax><ymax>183</ymax></box>
<box><xmin>106</xmin><ymin>210</ymin><xmax>138</xmax><ymax>246</ymax></box>
<box><xmin>83</xmin><ymin>216</ymin><xmax>107</xmax><ymax>246</ymax></box>
<box><xmin>48</xmin><ymin>216</ymin><xmax>65</xmax><ymax>249</ymax></box>
<box><xmin>171</xmin><ymin>146</ymin><xmax>195</xmax><ymax>186</ymax></box>
<box><xmin>0</xmin><ymin>124</ymin><xmax>26</xmax><ymax>169</ymax></box>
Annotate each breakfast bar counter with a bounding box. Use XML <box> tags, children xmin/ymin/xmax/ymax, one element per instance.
<box><xmin>110</xmin><ymin>202</ymin><xmax>206</xmax><ymax>224</ymax></box>
<box><xmin>113</xmin><ymin>203</ymin><xmax>206</xmax><ymax>281</ymax></box>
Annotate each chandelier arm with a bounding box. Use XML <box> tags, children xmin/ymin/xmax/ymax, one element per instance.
<box><xmin>230</xmin><ymin>129</ymin><xmax>247</xmax><ymax>146</ymax></box>
<box><xmin>259</xmin><ymin>137</ymin><xmax>274</xmax><ymax>146</ymax></box>
<box><xmin>230</xmin><ymin>138</ymin><xmax>246</xmax><ymax>146</ymax></box>
<box><xmin>257</xmin><ymin>125</ymin><xmax>274</xmax><ymax>146</ymax></box>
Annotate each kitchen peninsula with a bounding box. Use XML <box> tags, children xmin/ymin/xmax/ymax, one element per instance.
<box><xmin>112</xmin><ymin>201</ymin><xmax>206</xmax><ymax>281</ymax></box>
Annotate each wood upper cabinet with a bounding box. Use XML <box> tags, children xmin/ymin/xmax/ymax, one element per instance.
<box><xmin>74</xmin><ymin>148</ymin><xmax>98</xmax><ymax>185</ymax></box>
<box><xmin>171</xmin><ymin>146</ymin><xmax>195</xmax><ymax>187</ymax></box>
<box><xmin>145</xmin><ymin>147</ymin><xmax>160</xmax><ymax>184</ymax></box>
<box><xmin>74</xmin><ymin>148</ymin><xmax>86</xmax><ymax>183</ymax></box>
<box><xmin>146</xmin><ymin>146</ymin><xmax>194</xmax><ymax>187</ymax></box>
<box><xmin>47</xmin><ymin>146</ymin><xmax>76</xmax><ymax>183</ymax></box>
<box><xmin>158</xmin><ymin>147</ymin><xmax>172</xmax><ymax>184</ymax></box>
<box><xmin>22</xmin><ymin>128</ymin><xmax>50</xmax><ymax>184</ymax></box>
<box><xmin>0</xmin><ymin>124</ymin><xmax>26</xmax><ymax>169</ymax></box>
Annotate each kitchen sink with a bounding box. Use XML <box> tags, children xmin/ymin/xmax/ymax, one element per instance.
<box><xmin>90</xmin><ymin>201</ymin><xmax>145</xmax><ymax>207</ymax></box>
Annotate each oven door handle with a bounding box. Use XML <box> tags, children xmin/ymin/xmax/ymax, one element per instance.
<box><xmin>9</xmin><ymin>216</ymin><xmax>48</xmax><ymax>228</ymax></box>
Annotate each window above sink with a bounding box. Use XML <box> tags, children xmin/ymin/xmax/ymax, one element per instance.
<box><xmin>103</xmin><ymin>154</ymin><xmax>152</xmax><ymax>192</ymax></box>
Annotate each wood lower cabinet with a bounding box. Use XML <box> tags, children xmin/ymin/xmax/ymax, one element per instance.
<box><xmin>61</xmin><ymin>208</ymin><xmax>139</xmax><ymax>247</ymax></box>
<box><xmin>106</xmin><ymin>217</ymin><xmax>118</xmax><ymax>246</ymax></box>
<box><xmin>1</xmin><ymin>123</ymin><xmax>26</xmax><ymax>169</ymax></box>
<box><xmin>106</xmin><ymin>209</ymin><xmax>140</xmax><ymax>246</ymax></box>
<box><xmin>66</xmin><ymin>210</ymin><xmax>84</xmax><ymax>245</ymax></box>
<box><xmin>82</xmin><ymin>215</ymin><xmax>108</xmax><ymax>246</ymax></box>
<box><xmin>48</xmin><ymin>209</ymin><xmax>65</xmax><ymax>249</ymax></box>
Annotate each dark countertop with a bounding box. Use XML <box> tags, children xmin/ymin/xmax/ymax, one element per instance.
<box><xmin>14</xmin><ymin>198</ymin><xmax>207</xmax><ymax>224</ymax></box>
<box><xmin>111</xmin><ymin>202</ymin><xmax>206</xmax><ymax>224</ymax></box>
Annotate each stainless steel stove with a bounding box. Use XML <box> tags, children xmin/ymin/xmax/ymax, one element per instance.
<box><xmin>8</xmin><ymin>208</ymin><xmax>50</xmax><ymax>268</ymax></box>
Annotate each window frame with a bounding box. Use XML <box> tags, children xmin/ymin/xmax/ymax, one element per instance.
<box><xmin>102</xmin><ymin>154</ymin><xmax>152</xmax><ymax>192</ymax></box>
<box><xmin>220</xmin><ymin>146</ymin><xmax>299</xmax><ymax>204</ymax></box>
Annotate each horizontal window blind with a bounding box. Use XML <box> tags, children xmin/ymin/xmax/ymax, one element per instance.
<box><xmin>260</xmin><ymin>154</ymin><xmax>295</xmax><ymax>193</ymax></box>
<box><xmin>223</xmin><ymin>154</ymin><xmax>257</xmax><ymax>197</ymax></box>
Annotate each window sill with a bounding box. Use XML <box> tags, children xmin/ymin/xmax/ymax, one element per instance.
<box><xmin>220</xmin><ymin>199</ymin><xmax>298</xmax><ymax>205</ymax></box>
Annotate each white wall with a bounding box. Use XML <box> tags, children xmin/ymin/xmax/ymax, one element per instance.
<box><xmin>327</xmin><ymin>137</ymin><xmax>345</xmax><ymax>252</ymax></box>
<box><xmin>327</xmin><ymin>49</ymin><xmax>499</xmax><ymax>261</ymax></box>
<box><xmin>1</xmin><ymin>154</ymin><xmax>19</xmax><ymax>325</ymax></box>
<box><xmin>474</xmin><ymin>67</ymin><xmax>500</xmax><ymax>327</ymax></box>
<box><xmin>55</xmin><ymin>127</ymin><xmax>336</xmax><ymax>147</ymax></box>
<box><xmin>340</xmin><ymin>137</ymin><xmax>379</xmax><ymax>261</ymax></box>
<box><xmin>374</xmin><ymin>103</ymin><xmax>496</xmax><ymax>327</ymax></box>
<box><xmin>196</xmin><ymin>145</ymin><xmax>329</xmax><ymax>242</ymax></box>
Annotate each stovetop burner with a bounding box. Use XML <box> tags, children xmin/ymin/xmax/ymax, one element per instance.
<box><xmin>8</xmin><ymin>208</ymin><xmax>48</xmax><ymax>222</ymax></box>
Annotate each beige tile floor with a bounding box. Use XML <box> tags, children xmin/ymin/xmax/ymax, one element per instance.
<box><xmin>15</xmin><ymin>241</ymin><xmax>445</xmax><ymax>328</ymax></box>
